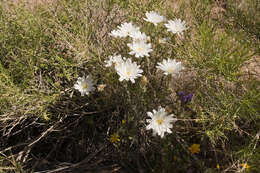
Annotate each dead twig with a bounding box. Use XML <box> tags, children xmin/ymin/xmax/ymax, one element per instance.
<box><xmin>34</xmin><ymin>144</ymin><xmax>107</xmax><ymax>173</ymax></box>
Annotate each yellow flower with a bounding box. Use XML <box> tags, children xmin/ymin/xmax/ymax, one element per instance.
<box><xmin>173</xmin><ymin>156</ymin><xmax>177</xmax><ymax>161</ymax></box>
<box><xmin>122</xmin><ymin>120</ymin><xmax>126</xmax><ymax>124</ymax></box>
<box><xmin>217</xmin><ymin>164</ymin><xmax>220</xmax><ymax>169</ymax></box>
<box><xmin>109</xmin><ymin>133</ymin><xmax>120</xmax><ymax>143</ymax></box>
<box><xmin>241</xmin><ymin>163</ymin><xmax>250</xmax><ymax>169</ymax></box>
<box><xmin>189</xmin><ymin>144</ymin><xmax>200</xmax><ymax>154</ymax></box>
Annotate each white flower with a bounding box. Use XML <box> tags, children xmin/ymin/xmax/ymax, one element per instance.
<box><xmin>105</xmin><ymin>54</ymin><xmax>125</xmax><ymax>67</ymax></box>
<box><xmin>146</xmin><ymin>106</ymin><xmax>177</xmax><ymax>138</ymax></box>
<box><xmin>104</xmin><ymin>56</ymin><xmax>114</xmax><ymax>67</ymax></box>
<box><xmin>165</xmin><ymin>19</ymin><xmax>187</xmax><ymax>35</ymax></box>
<box><xmin>127</xmin><ymin>40</ymin><xmax>152</xmax><ymax>58</ymax></box>
<box><xmin>110</xmin><ymin>29</ymin><xmax>125</xmax><ymax>38</ymax></box>
<box><xmin>116</xmin><ymin>58</ymin><xmax>143</xmax><ymax>83</ymax></box>
<box><xmin>144</xmin><ymin>11</ymin><xmax>166</xmax><ymax>26</ymax></box>
<box><xmin>74</xmin><ymin>75</ymin><xmax>95</xmax><ymax>96</ymax></box>
<box><xmin>119</xmin><ymin>22</ymin><xmax>140</xmax><ymax>36</ymax></box>
<box><xmin>158</xmin><ymin>37</ymin><xmax>168</xmax><ymax>44</ymax></box>
<box><xmin>110</xmin><ymin>22</ymin><xmax>140</xmax><ymax>38</ymax></box>
<box><xmin>156</xmin><ymin>59</ymin><xmax>184</xmax><ymax>76</ymax></box>
<box><xmin>129</xmin><ymin>31</ymin><xmax>148</xmax><ymax>42</ymax></box>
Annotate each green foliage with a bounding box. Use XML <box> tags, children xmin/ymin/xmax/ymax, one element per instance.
<box><xmin>0</xmin><ymin>152</ymin><xmax>27</xmax><ymax>173</ymax></box>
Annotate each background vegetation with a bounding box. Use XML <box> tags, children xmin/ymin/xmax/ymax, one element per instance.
<box><xmin>0</xmin><ymin>0</ymin><xmax>259</xmax><ymax>172</ymax></box>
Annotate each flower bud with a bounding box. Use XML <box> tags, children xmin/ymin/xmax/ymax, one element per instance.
<box><xmin>140</xmin><ymin>76</ymin><xmax>148</xmax><ymax>87</ymax></box>
<box><xmin>165</xmin><ymin>106</ymin><xmax>172</xmax><ymax>113</ymax></box>
<box><xmin>97</xmin><ymin>84</ymin><xmax>106</xmax><ymax>92</ymax></box>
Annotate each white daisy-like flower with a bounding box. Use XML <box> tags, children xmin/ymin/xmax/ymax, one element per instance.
<box><xmin>127</xmin><ymin>40</ymin><xmax>152</xmax><ymax>58</ymax></box>
<box><xmin>110</xmin><ymin>22</ymin><xmax>140</xmax><ymax>38</ymax></box>
<box><xmin>119</xmin><ymin>22</ymin><xmax>140</xmax><ymax>36</ymax></box>
<box><xmin>165</xmin><ymin>19</ymin><xmax>188</xmax><ymax>35</ymax></box>
<box><xmin>74</xmin><ymin>75</ymin><xmax>95</xmax><ymax>96</ymax></box>
<box><xmin>116</xmin><ymin>58</ymin><xmax>143</xmax><ymax>83</ymax></box>
<box><xmin>156</xmin><ymin>59</ymin><xmax>184</xmax><ymax>76</ymax></box>
<box><xmin>129</xmin><ymin>31</ymin><xmax>148</xmax><ymax>42</ymax></box>
<box><xmin>146</xmin><ymin>106</ymin><xmax>177</xmax><ymax>138</ymax></box>
<box><xmin>104</xmin><ymin>54</ymin><xmax>125</xmax><ymax>68</ymax></box>
<box><xmin>144</xmin><ymin>11</ymin><xmax>166</xmax><ymax>26</ymax></box>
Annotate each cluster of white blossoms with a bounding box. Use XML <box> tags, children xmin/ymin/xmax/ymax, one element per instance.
<box><xmin>111</xmin><ymin>24</ymin><xmax>152</xmax><ymax>58</ymax></box>
<box><xmin>73</xmin><ymin>11</ymin><xmax>188</xmax><ymax>138</ymax></box>
<box><xmin>74</xmin><ymin>11</ymin><xmax>187</xmax><ymax>95</ymax></box>
<box><xmin>144</xmin><ymin>11</ymin><xmax>188</xmax><ymax>35</ymax></box>
<box><xmin>105</xmin><ymin>54</ymin><xmax>143</xmax><ymax>83</ymax></box>
<box><xmin>104</xmin><ymin>54</ymin><xmax>125</xmax><ymax>68</ymax></box>
<box><xmin>106</xmin><ymin>11</ymin><xmax>186</xmax><ymax>84</ymax></box>
<box><xmin>110</xmin><ymin>22</ymin><xmax>140</xmax><ymax>38</ymax></box>
<box><xmin>146</xmin><ymin>106</ymin><xmax>177</xmax><ymax>138</ymax></box>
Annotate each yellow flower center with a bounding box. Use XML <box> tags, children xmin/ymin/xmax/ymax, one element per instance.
<box><xmin>157</xmin><ymin>118</ymin><xmax>164</xmax><ymax>125</ymax></box>
<box><xmin>115</xmin><ymin>62</ymin><xmax>119</xmax><ymax>66</ymax></box>
<box><xmin>82</xmin><ymin>83</ymin><xmax>88</xmax><ymax>90</ymax></box>
<box><xmin>126</xmin><ymin>71</ymin><xmax>131</xmax><ymax>76</ymax></box>
<box><xmin>168</xmin><ymin>68</ymin><xmax>175</xmax><ymax>73</ymax></box>
<box><xmin>137</xmin><ymin>47</ymin><xmax>143</xmax><ymax>52</ymax></box>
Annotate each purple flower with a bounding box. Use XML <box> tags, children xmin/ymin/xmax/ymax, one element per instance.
<box><xmin>178</xmin><ymin>91</ymin><xmax>193</xmax><ymax>104</ymax></box>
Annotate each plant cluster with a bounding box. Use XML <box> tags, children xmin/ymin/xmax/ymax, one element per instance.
<box><xmin>74</xmin><ymin>11</ymin><xmax>187</xmax><ymax>139</ymax></box>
